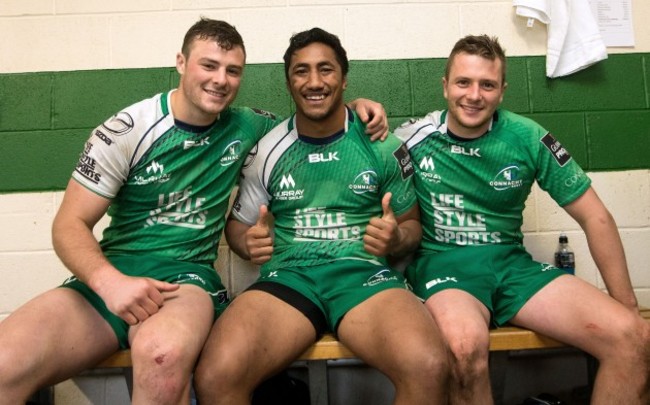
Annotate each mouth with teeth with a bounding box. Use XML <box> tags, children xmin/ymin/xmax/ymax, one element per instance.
<box><xmin>205</xmin><ymin>88</ymin><xmax>227</xmax><ymax>99</ymax></box>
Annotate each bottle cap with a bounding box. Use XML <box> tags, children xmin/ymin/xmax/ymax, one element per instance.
<box><xmin>559</xmin><ymin>233</ymin><xmax>568</xmax><ymax>243</ymax></box>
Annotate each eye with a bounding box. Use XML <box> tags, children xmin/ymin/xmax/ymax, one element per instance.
<box><xmin>481</xmin><ymin>82</ymin><xmax>497</xmax><ymax>90</ymax></box>
<box><xmin>456</xmin><ymin>79</ymin><xmax>469</xmax><ymax>87</ymax></box>
<box><xmin>227</xmin><ymin>67</ymin><xmax>242</xmax><ymax>77</ymax></box>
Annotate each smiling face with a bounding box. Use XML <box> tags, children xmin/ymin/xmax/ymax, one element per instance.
<box><xmin>443</xmin><ymin>52</ymin><xmax>507</xmax><ymax>139</ymax></box>
<box><xmin>174</xmin><ymin>38</ymin><xmax>245</xmax><ymax>125</ymax></box>
<box><xmin>287</xmin><ymin>42</ymin><xmax>347</xmax><ymax>136</ymax></box>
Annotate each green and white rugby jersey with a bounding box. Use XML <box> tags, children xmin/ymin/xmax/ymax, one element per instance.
<box><xmin>72</xmin><ymin>91</ymin><xmax>280</xmax><ymax>264</ymax></box>
<box><xmin>231</xmin><ymin>108</ymin><xmax>417</xmax><ymax>271</ymax></box>
<box><xmin>394</xmin><ymin>109</ymin><xmax>591</xmax><ymax>253</ymax></box>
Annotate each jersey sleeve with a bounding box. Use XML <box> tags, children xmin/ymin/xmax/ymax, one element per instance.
<box><xmin>378</xmin><ymin>134</ymin><xmax>418</xmax><ymax>216</ymax></box>
<box><xmin>230</xmin><ymin>142</ymin><xmax>272</xmax><ymax>226</ymax></box>
<box><xmin>535</xmin><ymin>131</ymin><xmax>591</xmax><ymax>206</ymax></box>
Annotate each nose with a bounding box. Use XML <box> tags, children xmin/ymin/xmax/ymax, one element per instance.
<box><xmin>212</xmin><ymin>68</ymin><xmax>227</xmax><ymax>87</ymax></box>
<box><xmin>466</xmin><ymin>83</ymin><xmax>482</xmax><ymax>100</ymax></box>
<box><xmin>306</xmin><ymin>70</ymin><xmax>324</xmax><ymax>89</ymax></box>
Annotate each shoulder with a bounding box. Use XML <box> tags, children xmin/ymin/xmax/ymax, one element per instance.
<box><xmin>393</xmin><ymin>110</ymin><xmax>445</xmax><ymax>146</ymax></box>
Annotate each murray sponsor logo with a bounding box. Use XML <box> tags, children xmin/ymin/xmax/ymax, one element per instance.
<box><xmin>274</xmin><ymin>173</ymin><xmax>304</xmax><ymax>201</ymax></box>
<box><xmin>134</xmin><ymin>160</ymin><xmax>171</xmax><ymax>185</ymax></box>
<box><xmin>418</xmin><ymin>155</ymin><xmax>441</xmax><ymax>183</ymax></box>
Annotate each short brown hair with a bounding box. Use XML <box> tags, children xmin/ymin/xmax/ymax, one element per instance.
<box><xmin>181</xmin><ymin>17</ymin><xmax>245</xmax><ymax>59</ymax></box>
<box><xmin>445</xmin><ymin>35</ymin><xmax>506</xmax><ymax>84</ymax></box>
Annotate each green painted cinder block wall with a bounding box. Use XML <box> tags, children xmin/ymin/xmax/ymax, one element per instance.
<box><xmin>1</xmin><ymin>53</ymin><xmax>649</xmax><ymax>193</ymax></box>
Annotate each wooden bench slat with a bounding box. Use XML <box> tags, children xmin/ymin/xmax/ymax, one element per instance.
<box><xmin>93</xmin><ymin>307</ymin><xmax>650</xmax><ymax>368</ymax></box>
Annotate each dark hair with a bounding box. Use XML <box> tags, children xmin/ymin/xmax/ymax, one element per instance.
<box><xmin>283</xmin><ymin>27</ymin><xmax>349</xmax><ymax>80</ymax></box>
<box><xmin>181</xmin><ymin>17</ymin><xmax>245</xmax><ymax>58</ymax></box>
<box><xmin>445</xmin><ymin>35</ymin><xmax>506</xmax><ymax>84</ymax></box>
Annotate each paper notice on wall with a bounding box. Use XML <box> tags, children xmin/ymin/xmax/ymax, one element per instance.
<box><xmin>588</xmin><ymin>0</ymin><xmax>635</xmax><ymax>47</ymax></box>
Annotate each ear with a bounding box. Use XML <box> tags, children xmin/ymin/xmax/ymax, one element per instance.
<box><xmin>342</xmin><ymin>75</ymin><xmax>348</xmax><ymax>90</ymax></box>
<box><xmin>176</xmin><ymin>52</ymin><xmax>186</xmax><ymax>75</ymax></box>
<box><xmin>442</xmin><ymin>76</ymin><xmax>449</xmax><ymax>100</ymax></box>
<box><xmin>499</xmin><ymin>81</ymin><xmax>508</xmax><ymax>103</ymax></box>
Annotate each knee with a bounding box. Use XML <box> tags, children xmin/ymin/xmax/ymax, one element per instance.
<box><xmin>446</xmin><ymin>331</ymin><xmax>490</xmax><ymax>378</ymax></box>
<box><xmin>194</xmin><ymin>345</ymin><xmax>247</xmax><ymax>398</ymax></box>
<box><xmin>131</xmin><ymin>338</ymin><xmax>192</xmax><ymax>398</ymax></box>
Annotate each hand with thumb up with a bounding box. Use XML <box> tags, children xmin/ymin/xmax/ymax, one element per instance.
<box><xmin>364</xmin><ymin>193</ymin><xmax>399</xmax><ymax>257</ymax></box>
<box><xmin>246</xmin><ymin>205</ymin><xmax>274</xmax><ymax>265</ymax></box>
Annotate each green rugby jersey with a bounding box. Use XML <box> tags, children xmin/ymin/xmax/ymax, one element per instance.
<box><xmin>72</xmin><ymin>91</ymin><xmax>280</xmax><ymax>264</ymax></box>
<box><xmin>231</xmin><ymin>108</ymin><xmax>417</xmax><ymax>271</ymax></box>
<box><xmin>394</xmin><ymin>109</ymin><xmax>591</xmax><ymax>253</ymax></box>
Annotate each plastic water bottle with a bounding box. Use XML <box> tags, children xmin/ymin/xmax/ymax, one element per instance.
<box><xmin>554</xmin><ymin>232</ymin><xmax>575</xmax><ymax>275</ymax></box>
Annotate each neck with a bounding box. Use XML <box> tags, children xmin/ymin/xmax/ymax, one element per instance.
<box><xmin>295</xmin><ymin>105</ymin><xmax>347</xmax><ymax>138</ymax></box>
<box><xmin>170</xmin><ymin>89</ymin><xmax>219</xmax><ymax>126</ymax></box>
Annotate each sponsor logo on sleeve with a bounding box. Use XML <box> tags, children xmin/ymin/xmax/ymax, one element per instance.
<box><xmin>75</xmin><ymin>142</ymin><xmax>102</xmax><ymax>184</ymax></box>
<box><xmin>540</xmin><ymin>133</ymin><xmax>571</xmax><ymax>167</ymax></box>
<box><xmin>251</xmin><ymin>108</ymin><xmax>276</xmax><ymax>120</ymax></box>
<box><xmin>101</xmin><ymin>111</ymin><xmax>134</xmax><ymax>136</ymax></box>
<box><xmin>393</xmin><ymin>144</ymin><xmax>414</xmax><ymax>179</ymax></box>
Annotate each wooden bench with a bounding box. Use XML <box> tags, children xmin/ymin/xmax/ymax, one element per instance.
<box><xmin>89</xmin><ymin>307</ymin><xmax>650</xmax><ymax>405</ymax></box>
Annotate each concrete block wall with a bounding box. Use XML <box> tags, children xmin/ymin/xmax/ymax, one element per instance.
<box><xmin>1</xmin><ymin>1</ymin><xmax>649</xmax><ymax>403</ymax></box>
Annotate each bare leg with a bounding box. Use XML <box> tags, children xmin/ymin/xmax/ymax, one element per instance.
<box><xmin>194</xmin><ymin>290</ymin><xmax>317</xmax><ymax>405</ymax></box>
<box><xmin>338</xmin><ymin>289</ymin><xmax>449</xmax><ymax>405</ymax></box>
<box><xmin>512</xmin><ymin>275</ymin><xmax>650</xmax><ymax>405</ymax></box>
<box><xmin>129</xmin><ymin>284</ymin><xmax>214</xmax><ymax>405</ymax></box>
<box><xmin>0</xmin><ymin>288</ymin><xmax>118</xmax><ymax>404</ymax></box>
<box><xmin>425</xmin><ymin>289</ymin><xmax>493</xmax><ymax>405</ymax></box>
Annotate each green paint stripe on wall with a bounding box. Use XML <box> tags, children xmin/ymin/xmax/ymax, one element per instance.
<box><xmin>1</xmin><ymin>53</ymin><xmax>649</xmax><ymax>193</ymax></box>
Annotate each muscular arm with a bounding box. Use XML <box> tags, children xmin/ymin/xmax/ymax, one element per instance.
<box><xmin>52</xmin><ymin>179</ymin><xmax>179</xmax><ymax>324</ymax></box>
<box><xmin>563</xmin><ymin>187</ymin><xmax>638</xmax><ymax>310</ymax></box>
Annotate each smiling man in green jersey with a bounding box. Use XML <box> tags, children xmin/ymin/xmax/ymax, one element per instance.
<box><xmin>194</xmin><ymin>28</ymin><xmax>449</xmax><ymax>405</ymax></box>
<box><xmin>394</xmin><ymin>34</ymin><xmax>650</xmax><ymax>404</ymax></box>
<box><xmin>0</xmin><ymin>18</ymin><xmax>389</xmax><ymax>405</ymax></box>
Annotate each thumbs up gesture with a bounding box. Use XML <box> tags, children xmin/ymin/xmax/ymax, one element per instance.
<box><xmin>246</xmin><ymin>205</ymin><xmax>274</xmax><ymax>265</ymax></box>
<box><xmin>364</xmin><ymin>193</ymin><xmax>399</xmax><ymax>257</ymax></box>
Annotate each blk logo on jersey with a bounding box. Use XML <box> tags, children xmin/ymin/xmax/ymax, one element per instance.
<box><xmin>490</xmin><ymin>165</ymin><xmax>523</xmax><ymax>191</ymax></box>
<box><xmin>451</xmin><ymin>145</ymin><xmax>481</xmax><ymax>157</ymax></box>
<box><xmin>540</xmin><ymin>133</ymin><xmax>571</xmax><ymax>167</ymax></box>
<box><xmin>349</xmin><ymin>170</ymin><xmax>378</xmax><ymax>194</ymax></box>
<box><xmin>220</xmin><ymin>140</ymin><xmax>242</xmax><ymax>166</ymax></box>
<box><xmin>308</xmin><ymin>152</ymin><xmax>339</xmax><ymax>163</ymax></box>
<box><xmin>184</xmin><ymin>137</ymin><xmax>210</xmax><ymax>150</ymax></box>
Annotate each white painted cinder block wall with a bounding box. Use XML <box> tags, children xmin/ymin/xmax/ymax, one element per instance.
<box><xmin>1</xmin><ymin>1</ymin><xmax>649</xmax><ymax>403</ymax></box>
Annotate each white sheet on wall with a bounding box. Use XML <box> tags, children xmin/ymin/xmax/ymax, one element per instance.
<box><xmin>588</xmin><ymin>0</ymin><xmax>635</xmax><ymax>47</ymax></box>
<box><xmin>514</xmin><ymin>0</ymin><xmax>608</xmax><ymax>78</ymax></box>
